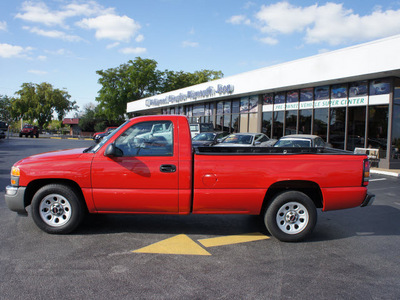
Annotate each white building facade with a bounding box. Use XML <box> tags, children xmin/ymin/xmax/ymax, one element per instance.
<box><xmin>127</xmin><ymin>35</ymin><xmax>400</xmax><ymax>169</ymax></box>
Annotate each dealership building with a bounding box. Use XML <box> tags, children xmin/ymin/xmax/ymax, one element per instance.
<box><xmin>127</xmin><ymin>35</ymin><xmax>400</xmax><ymax>169</ymax></box>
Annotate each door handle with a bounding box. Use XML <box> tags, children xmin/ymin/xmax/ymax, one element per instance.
<box><xmin>160</xmin><ymin>164</ymin><xmax>176</xmax><ymax>173</ymax></box>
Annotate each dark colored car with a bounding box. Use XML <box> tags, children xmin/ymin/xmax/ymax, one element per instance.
<box><xmin>0</xmin><ymin>121</ymin><xmax>8</xmax><ymax>132</ymax></box>
<box><xmin>93</xmin><ymin>127</ymin><xmax>117</xmax><ymax>143</ymax></box>
<box><xmin>274</xmin><ymin>134</ymin><xmax>331</xmax><ymax>148</ymax></box>
<box><xmin>19</xmin><ymin>125</ymin><xmax>39</xmax><ymax>138</ymax></box>
<box><xmin>0</xmin><ymin>130</ymin><xmax>5</xmax><ymax>139</ymax></box>
<box><xmin>192</xmin><ymin>132</ymin><xmax>229</xmax><ymax>148</ymax></box>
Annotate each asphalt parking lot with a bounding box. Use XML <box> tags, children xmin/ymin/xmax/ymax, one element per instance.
<box><xmin>1</xmin><ymin>137</ymin><xmax>400</xmax><ymax>299</ymax></box>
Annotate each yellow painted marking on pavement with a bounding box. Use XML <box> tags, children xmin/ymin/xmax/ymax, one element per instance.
<box><xmin>198</xmin><ymin>232</ymin><xmax>269</xmax><ymax>248</ymax></box>
<box><xmin>68</xmin><ymin>138</ymin><xmax>79</xmax><ymax>140</ymax></box>
<box><xmin>132</xmin><ymin>234</ymin><xmax>211</xmax><ymax>256</ymax></box>
<box><xmin>50</xmin><ymin>137</ymin><xmax>62</xmax><ymax>139</ymax></box>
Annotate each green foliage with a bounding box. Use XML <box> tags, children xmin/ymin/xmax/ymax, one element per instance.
<box><xmin>12</xmin><ymin>82</ymin><xmax>78</xmax><ymax>129</ymax></box>
<box><xmin>160</xmin><ymin>69</ymin><xmax>224</xmax><ymax>93</ymax></box>
<box><xmin>96</xmin><ymin>57</ymin><xmax>224</xmax><ymax>120</ymax></box>
<box><xmin>0</xmin><ymin>95</ymin><xmax>13</xmax><ymax>123</ymax></box>
<box><xmin>96</xmin><ymin>57</ymin><xmax>162</xmax><ymax>122</ymax></box>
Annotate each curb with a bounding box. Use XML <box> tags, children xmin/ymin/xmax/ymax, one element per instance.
<box><xmin>371</xmin><ymin>169</ymin><xmax>400</xmax><ymax>178</ymax></box>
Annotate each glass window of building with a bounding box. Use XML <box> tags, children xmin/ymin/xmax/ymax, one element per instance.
<box><xmin>331</xmin><ymin>84</ymin><xmax>347</xmax><ymax>99</ymax></box>
<box><xmin>391</xmin><ymin>82</ymin><xmax>400</xmax><ymax>159</ymax></box>
<box><xmin>249</xmin><ymin>96</ymin><xmax>258</xmax><ymax>113</ymax></box>
<box><xmin>347</xmin><ymin>107</ymin><xmax>366</xmax><ymax>151</ymax></box>
<box><xmin>240</xmin><ymin>97</ymin><xmax>249</xmax><ymax>113</ymax></box>
<box><xmin>329</xmin><ymin>107</ymin><xmax>346</xmax><ymax>149</ymax></box>
<box><xmin>315</xmin><ymin>86</ymin><xmax>329</xmax><ymax>100</ymax></box>
<box><xmin>263</xmin><ymin>93</ymin><xmax>273</xmax><ymax>105</ymax></box>
<box><xmin>287</xmin><ymin>91</ymin><xmax>299</xmax><ymax>103</ymax></box>
<box><xmin>300</xmin><ymin>88</ymin><xmax>313</xmax><ymax>102</ymax></box>
<box><xmin>285</xmin><ymin>110</ymin><xmax>297</xmax><ymax>135</ymax></box>
<box><xmin>349</xmin><ymin>81</ymin><xmax>368</xmax><ymax>97</ymax></box>
<box><xmin>370</xmin><ymin>78</ymin><xmax>391</xmax><ymax>95</ymax></box>
<box><xmin>273</xmin><ymin>111</ymin><xmax>284</xmax><ymax>139</ymax></box>
<box><xmin>262</xmin><ymin>112</ymin><xmax>273</xmax><ymax>137</ymax></box>
<box><xmin>368</xmin><ymin>105</ymin><xmax>388</xmax><ymax>159</ymax></box>
<box><xmin>274</xmin><ymin>92</ymin><xmax>285</xmax><ymax>104</ymax></box>
<box><xmin>299</xmin><ymin>109</ymin><xmax>312</xmax><ymax>134</ymax></box>
<box><xmin>313</xmin><ymin>108</ymin><xmax>328</xmax><ymax>141</ymax></box>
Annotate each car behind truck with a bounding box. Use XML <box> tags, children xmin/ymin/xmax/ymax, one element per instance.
<box><xmin>5</xmin><ymin>115</ymin><xmax>374</xmax><ymax>242</ymax></box>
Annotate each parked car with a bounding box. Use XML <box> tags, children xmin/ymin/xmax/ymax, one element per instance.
<box><xmin>214</xmin><ymin>133</ymin><xmax>276</xmax><ymax>147</ymax></box>
<box><xmin>274</xmin><ymin>134</ymin><xmax>331</xmax><ymax>148</ymax></box>
<box><xmin>192</xmin><ymin>132</ymin><xmax>229</xmax><ymax>148</ymax></box>
<box><xmin>189</xmin><ymin>123</ymin><xmax>214</xmax><ymax>138</ymax></box>
<box><xmin>0</xmin><ymin>121</ymin><xmax>8</xmax><ymax>132</ymax></box>
<box><xmin>19</xmin><ymin>125</ymin><xmax>39</xmax><ymax>138</ymax></box>
<box><xmin>93</xmin><ymin>127</ymin><xmax>118</xmax><ymax>143</ymax></box>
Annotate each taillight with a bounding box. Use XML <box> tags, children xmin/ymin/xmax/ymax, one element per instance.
<box><xmin>362</xmin><ymin>159</ymin><xmax>370</xmax><ymax>186</ymax></box>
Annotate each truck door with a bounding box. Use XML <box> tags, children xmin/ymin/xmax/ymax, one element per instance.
<box><xmin>91</xmin><ymin>120</ymin><xmax>179</xmax><ymax>213</ymax></box>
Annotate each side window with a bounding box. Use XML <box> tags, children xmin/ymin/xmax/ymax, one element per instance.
<box><xmin>114</xmin><ymin>121</ymin><xmax>173</xmax><ymax>156</ymax></box>
<box><xmin>315</xmin><ymin>137</ymin><xmax>325</xmax><ymax>147</ymax></box>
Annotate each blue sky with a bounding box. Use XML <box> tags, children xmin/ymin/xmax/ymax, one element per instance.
<box><xmin>1</xmin><ymin>0</ymin><xmax>400</xmax><ymax>117</ymax></box>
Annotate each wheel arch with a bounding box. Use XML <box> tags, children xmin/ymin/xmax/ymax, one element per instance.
<box><xmin>24</xmin><ymin>179</ymin><xmax>87</xmax><ymax>212</ymax></box>
<box><xmin>262</xmin><ymin>180</ymin><xmax>323</xmax><ymax>213</ymax></box>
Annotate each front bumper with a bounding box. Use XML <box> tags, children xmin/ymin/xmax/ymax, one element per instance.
<box><xmin>361</xmin><ymin>193</ymin><xmax>375</xmax><ymax>207</ymax></box>
<box><xmin>5</xmin><ymin>186</ymin><xmax>28</xmax><ymax>215</ymax></box>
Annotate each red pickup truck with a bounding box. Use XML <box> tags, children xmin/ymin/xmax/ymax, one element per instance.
<box><xmin>5</xmin><ymin>115</ymin><xmax>374</xmax><ymax>242</ymax></box>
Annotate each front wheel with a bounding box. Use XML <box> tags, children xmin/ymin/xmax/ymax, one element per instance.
<box><xmin>31</xmin><ymin>184</ymin><xmax>85</xmax><ymax>234</ymax></box>
<box><xmin>264</xmin><ymin>191</ymin><xmax>317</xmax><ymax>242</ymax></box>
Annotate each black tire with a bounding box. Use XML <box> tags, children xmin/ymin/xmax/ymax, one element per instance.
<box><xmin>264</xmin><ymin>191</ymin><xmax>317</xmax><ymax>242</ymax></box>
<box><xmin>19</xmin><ymin>133</ymin><xmax>22</xmax><ymax>137</ymax></box>
<box><xmin>31</xmin><ymin>184</ymin><xmax>85</xmax><ymax>234</ymax></box>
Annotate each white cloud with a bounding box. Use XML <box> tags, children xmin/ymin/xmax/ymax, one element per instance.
<box><xmin>257</xmin><ymin>36</ymin><xmax>279</xmax><ymax>45</ymax></box>
<box><xmin>23</xmin><ymin>26</ymin><xmax>82</xmax><ymax>42</ymax></box>
<box><xmin>106</xmin><ymin>42</ymin><xmax>120</xmax><ymax>49</ymax></box>
<box><xmin>77</xmin><ymin>14</ymin><xmax>141</xmax><ymax>42</ymax></box>
<box><xmin>28</xmin><ymin>69</ymin><xmax>47</xmax><ymax>75</ymax></box>
<box><xmin>227</xmin><ymin>15</ymin><xmax>250</xmax><ymax>25</ymax></box>
<box><xmin>0</xmin><ymin>21</ymin><xmax>7</xmax><ymax>31</ymax></box>
<box><xmin>37</xmin><ymin>55</ymin><xmax>47</xmax><ymax>61</ymax></box>
<box><xmin>231</xmin><ymin>1</ymin><xmax>400</xmax><ymax>46</ymax></box>
<box><xmin>119</xmin><ymin>47</ymin><xmax>146</xmax><ymax>54</ymax></box>
<box><xmin>135</xmin><ymin>34</ymin><xmax>144</xmax><ymax>43</ymax></box>
<box><xmin>182</xmin><ymin>40</ymin><xmax>199</xmax><ymax>48</ymax></box>
<box><xmin>15</xmin><ymin>0</ymin><xmax>114</xmax><ymax>27</ymax></box>
<box><xmin>0</xmin><ymin>43</ymin><xmax>32</xmax><ymax>58</ymax></box>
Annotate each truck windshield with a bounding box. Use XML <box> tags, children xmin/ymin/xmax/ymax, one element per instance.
<box><xmin>84</xmin><ymin>120</ymin><xmax>130</xmax><ymax>153</ymax></box>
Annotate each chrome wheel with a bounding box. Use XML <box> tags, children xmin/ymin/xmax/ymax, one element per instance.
<box><xmin>276</xmin><ymin>202</ymin><xmax>309</xmax><ymax>235</ymax></box>
<box><xmin>39</xmin><ymin>193</ymin><xmax>72</xmax><ymax>227</ymax></box>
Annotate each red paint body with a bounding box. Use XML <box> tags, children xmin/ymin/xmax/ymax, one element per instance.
<box><xmin>15</xmin><ymin>115</ymin><xmax>369</xmax><ymax>215</ymax></box>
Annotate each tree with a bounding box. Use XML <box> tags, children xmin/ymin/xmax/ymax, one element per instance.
<box><xmin>96</xmin><ymin>57</ymin><xmax>162</xmax><ymax>121</ymax></box>
<box><xmin>0</xmin><ymin>95</ymin><xmax>13</xmax><ymax>124</ymax></box>
<box><xmin>160</xmin><ymin>69</ymin><xmax>224</xmax><ymax>93</ymax></box>
<box><xmin>12</xmin><ymin>82</ymin><xmax>77</xmax><ymax>129</ymax></box>
<box><xmin>95</xmin><ymin>57</ymin><xmax>224</xmax><ymax>120</ymax></box>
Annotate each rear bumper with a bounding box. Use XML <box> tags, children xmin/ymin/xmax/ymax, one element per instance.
<box><xmin>4</xmin><ymin>186</ymin><xmax>28</xmax><ymax>215</ymax></box>
<box><xmin>361</xmin><ymin>194</ymin><xmax>375</xmax><ymax>207</ymax></box>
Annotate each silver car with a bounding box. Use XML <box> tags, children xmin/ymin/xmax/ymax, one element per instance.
<box><xmin>214</xmin><ymin>133</ymin><xmax>276</xmax><ymax>147</ymax></box>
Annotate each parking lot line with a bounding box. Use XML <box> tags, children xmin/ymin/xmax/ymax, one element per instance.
<box><xmin>198</xmin><ymin>232</ymin><xmax>269</xmax><ymax>248</ymax></box>
<box><xmin>132</xmin><ymin>234</ymin><xmax>211</xmax><ymax>256</ymax></box>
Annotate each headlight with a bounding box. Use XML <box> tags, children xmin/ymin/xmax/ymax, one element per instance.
<box><xmin>11</xmin><ymin>166</ymin><xmax>20</xmax><ymax>186</ymax></box>
<box><xmin>11</xmin><ymin>166</ymin><xmax>20</xmax><ymax>176</ymax></box>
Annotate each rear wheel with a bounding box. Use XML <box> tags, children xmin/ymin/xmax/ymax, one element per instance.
<box><xmin>31</xmin><ymin>184</ymin><xmax>85</xmax><ymax>234</ymax></box>
<box><xmin>264</xmin><ymin>191</ymin><xmax>317</xmax><ymax>242</ymax></box>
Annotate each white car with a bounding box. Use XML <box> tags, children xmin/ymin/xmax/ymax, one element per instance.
<box><xmin>214</xmin><ymin>133</ymin><xmax>276</xmax><ymax>147</ymax></box>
